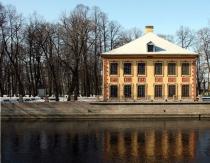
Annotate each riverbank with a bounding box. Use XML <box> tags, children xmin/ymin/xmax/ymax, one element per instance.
<box><xmin>1</xmin><ymin>101</ymin><xmax>210</xmax><ymax>120</ymax></box>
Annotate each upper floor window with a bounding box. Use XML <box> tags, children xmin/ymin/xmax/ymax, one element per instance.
<box><xmin>155</xmin><ymin>62</ymin><xmax>163</xmax><ymax>75</ymax></box>
<box><xmin>147</xmin><ymin>42</ymin><xmax>155</xmax><ymax>52</ymax></box>
<box><xmin>182</xmin><ymin>63</ymin><xmax>190</xmax><ymax>75</ymax></box>
<box><xmin>138</xmin><ymin>63</ymin><xmax>146</xmax><ymax>75</ymax></box>
<box><xmin>110</xmin><ymin>63</ymin><xmax>118</xmax><ymax>75</ymax></box>
<box><xmin>124</xmin><ymin>63</ymin><xmax>132</xmax><ymax>75</ymax></box>
<box><xmin>168</xmin><ymin>63</ymin><xmax>176</xmax><ymax>75</ymax></box>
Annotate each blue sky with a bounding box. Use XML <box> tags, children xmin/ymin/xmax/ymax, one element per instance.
<box><xmin>1</xmin><ymin>0</ymin><xmax>210</xmax><ymax>35</ymax></box>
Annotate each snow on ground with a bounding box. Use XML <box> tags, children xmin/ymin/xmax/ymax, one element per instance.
<box><xmin>0</xmin><ymin>95</ymin><xmax>101</xmax><ymax>103</ymax></box>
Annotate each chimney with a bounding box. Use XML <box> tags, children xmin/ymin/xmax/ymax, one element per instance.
<box><xmin>145</xmin><ymin>25</ymin><xmax>154</xmax><ymax>34</ymax></box>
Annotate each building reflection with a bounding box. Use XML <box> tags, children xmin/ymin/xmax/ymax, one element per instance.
<box><xmin>104</xmin><ymin>130</ymin><xmax>111</xmax><ymax>156</ymax></box>
<box><xmin>145</xmin><ymin>129</ymin><xmax>155</xmax><ymax>158</ymax></box>
<box><xmin>131</xmin><ymin>131</ymin><xmax>138</xmax><ymax>157</ymax></box>
<box><xmin>175</xmin><ymin>129</ymin><xmax>183</xmax><ymax>159</ymax></box>
<box><xmin>161</xmin><ymin>130</ymin><xmax>169</xmax><ymax>159</ymax></box>
<box><xmin>117</xmin><ymin>132</ymin><xmax>125</xmax><ymax>157</ymax></box>
<box><xmin>3</xmin><ymin>121</ymin><xmax>207</xmax><ymax>163</ymax></box>
<box><xmin>103</xmin><ymin>128</ymin><xmax>197</xmax><ymax>161</ymax></box>
<box><xmin>188</xmin><ymin>130</ymin><xmax>196</xmax><ymax>159</ymax></box>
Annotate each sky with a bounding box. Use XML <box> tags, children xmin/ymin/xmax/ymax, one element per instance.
<box><xmin>1</xmin><ymin>0</ymin><xmax>210</xmax><ymax>35</ymax></box>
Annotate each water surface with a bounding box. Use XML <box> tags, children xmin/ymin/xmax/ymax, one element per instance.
<box><xmin>2</xmin><ymin>120</ymin><xmax>210</xmax><ymax>163</ymax></box>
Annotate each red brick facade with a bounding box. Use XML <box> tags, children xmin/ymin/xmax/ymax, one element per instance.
<box><xmin>103</xmin><ymin>59</ymin><xmax>109</xmax><ymax>101</ymax></box>
<box><xmin>191</xmin><ymin>60</ymin><xmax>196</xmax><ymax>100</ymax></box>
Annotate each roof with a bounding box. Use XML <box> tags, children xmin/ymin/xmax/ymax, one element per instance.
<box><xmin>102</xmin><ymin>32</ymin><xmax>198</xmax><ymax>56</ymax></box>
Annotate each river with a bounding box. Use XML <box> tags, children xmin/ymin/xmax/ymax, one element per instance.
<box><xmin>2</xmin><ymin>120</ymin><xmax>210</xmax><ymax>162</ymax></box>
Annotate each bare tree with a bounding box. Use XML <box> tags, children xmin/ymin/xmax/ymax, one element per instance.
<box><xmin>158</xmin><ymin>34</ymin><xmax>174</xmax><ymax>42</ymax></box>
<box><xmin>100</xmin><ymin>12</ymin><xmax>109</xmax><ymax>52</ymax></box>
<box><xmin>60</xmin><ymin>4</ymin><xmax>94</xmax><ymax>100</ymax></box>
<box><xmin>1</xmin><ymin>5</ymin><xmax>25</xmax><ymax>97</ymax></box>
<box><xmin>117</xmin><ymin>27</ymin><xmax>142</xmax><ymax>46</ymax></box>
<box><xmin>108</xmin><ymin>21</ymin><xmax>121</xmax><ymax>50</ymax></box>
<box><xmin>176</xmin><ymin>26</ymin><xmax>194</xmax><ymax>49</ymax></box>
<box><xmin>197</xmin><ymin>27</ymin><xmax>210</xmax><ymax>91</ymax></box>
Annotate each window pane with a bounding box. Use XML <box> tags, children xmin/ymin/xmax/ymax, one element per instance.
<box><xmin>182</xmin><ymin>63</ymin><xmax>189</xmax><ymax>75</ymax></box>
<box><xmin>124</xmin><ymin>63</ymin><xmax>132</xmax><ymax>75</ymax></box>
<box><xmin>137</xmin><ymin>85</ymin><xmax>145</xmax><ymax>97</ymax></box>
<box><xmin>110</xmin><ymin>63</ymin><xmax>118</xmax><ymax>75</ymax></box>
<box><xmin>155</xmin><ymin>63</ymin><xmax>162</xmax><ymax>75</ymax></box>
<box><xmin>124</xmin><ymin>85</ymin><xmax>131</xmax><ymax>98</ymax></box>
<box><xmin>155</xmin><ymin>85</ymin><xmax>162</xmax><ymax>97</ymax></box>
<box><xmin>182</xmin><ymin>85</ymin><xmax>189</xmax><ymax>97</ymax></box>
<box><xmin>138</xmin><ymin>63</ymin><xmax>146</xmax><ymax>75</ymax></box>
<box><xmin>168</xmin><ymin>63</ymin><xmax>176</xmax><ymax>75</ymax></box>
<box><xmin>148</xmin><ymin>45</ymin><xmax>154</xmax><ymax>52</ymax></box>
<box><xmin>110</xmin><ymin>85</ymin><xmax>118</xmax><ymax>97</ymax></box>
<box><xmin>168</xmin><ymin>85</ymin><xmax>176</xmax><ymax>97</ymax></box>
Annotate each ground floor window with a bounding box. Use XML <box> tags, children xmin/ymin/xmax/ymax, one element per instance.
<box><xmin>155</xmin><ymin>85</ymin><xmax>163</xmax><ymax>98</ymax></box>
<box><xmin>124</xmin><ymin>85</ymin><xmax>131</xmax><ymax>98</ymax></box>
<box><xmin>168</xmin><ymin>85</ymin><xmax>176</xmax><ymax>97</ymax></box>
<box><xmin>182</xmin><ymin>85</ymin><xmax>190</xmax><ymax>97</ymax></box>
<box><xmin>137</xmin><ymin>85</ymin><xmax>146</xmax><ymax>98</ymax></box>
<box><xmin>110</xmin><ymin>85</ymin><xmax>118</xmax><ymax>98</ymax></box>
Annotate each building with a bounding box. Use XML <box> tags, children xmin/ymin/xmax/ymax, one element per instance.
<box><xmin>101</xmin><ymin>26</ymin><xmax>198</xmax><ymax>101</ymax></box>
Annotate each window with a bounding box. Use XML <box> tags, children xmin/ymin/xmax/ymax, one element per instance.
<box><xmin>138</xmin><ymin>63</ymin><xmax>146</xmax><ymax>75</ymax></box>
<box><xmin>155</xmin><ymin>63</ymin><xmax>163</xmax><ymax>75</ymax></box>
<box><xmin>155</xmin><ymin>85</ymin><xmax>163</xmax><ymax>98</ymax></box>
<box><xmin>124</xmin><ymin>63</ymin><xmax>132</xmax><ymax>75</ymax></box>
<box><xmin>137</xmin><ymin>85</ymin><xmax>146</xmax><ymax>98</ymax></box>
<box><xmin>182</xmin><ymin>85</ymin><xmax>189</xmax><ymax>97</ymax></box>
<box><xmin>124</xmin><ymin>85</ymin><xmax>131</xmax><ymax>98</ymax></box>
<box><xmin>182</xmin><ymin>63</ymin><xmax>190</xmax><ymax>75</ymax></box>
<box><xmin>168</xmin><ymin>85</ymin><xmax>176</xmax><ymax>97</ymax></box>
<box><xmin>110</xmin><ymin>85</ymin><xmax>118</xmax><ymax>97</ymax></box>
<box><xmin>147</xmin><ymin>42</ymin><xmax>155</xmax><ymax>52</ymax></box>
<box><xmin>110</xmin><ymin>63</ymin><xmax>118</xmax><ymax>75</ymax></box>
<box><xmin>168</xmin><ymin>63</ymin><xmax>176</xmax><ymax>75</ymax></box>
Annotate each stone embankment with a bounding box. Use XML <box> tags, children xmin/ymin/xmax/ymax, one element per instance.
<box><xmin>1</xmin><ymin>101</ymin><xmax>210</xmax><ymax>120</ymax></box>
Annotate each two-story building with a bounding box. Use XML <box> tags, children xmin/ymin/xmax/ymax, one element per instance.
<box><xmin>101</xmin><ymin>26</ymin><xmax>198</xmax><ymax>101</ymax></box>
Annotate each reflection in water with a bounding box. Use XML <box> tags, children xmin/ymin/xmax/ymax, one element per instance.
<box><xmin>117</xmin><ymin>132</ymin><xmax>125</xmax><ymax>157</ymax></box>
<box><xmin>131</xmin><ymin>131</ymin><xmax>138</xmax><ymax>157</ymax></box>
<box><xmin>2</xmin><ymin>120</ymin><xmax>210</xmax><ymax>163</ymax></box>
<box><xmin>103</xmin><ymin>129</ymin><xmax>198</xmax><ymax>161</ymax></box>
<box><xmin>161</xmin><ymin>130</ymin><xmax>169</xmax><ymax>159</ymax></box>
<box><xmin>145</xmin><ymin>129</ymin><xmax>155</xmax><ymax>158</ymax></box>
<box><xmin>175</xmin><ymin>129</ymin><xmax>183</xmax><ymax>159</ymax></box>
<box><xmin>189</xmin><ymin>130</ymin><xmax>196</xmax><ymax>159</ymax></box>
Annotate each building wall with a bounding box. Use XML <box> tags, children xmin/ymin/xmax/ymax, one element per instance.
<box><xmin>102</xmin><ymin>56</ymin><xmax>197</xmax><ymax>101</ymax></box>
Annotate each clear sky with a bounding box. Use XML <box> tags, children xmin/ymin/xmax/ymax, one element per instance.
<box><xmin>1</xmin><ymin>0</ymin><xmax>210</xmax><ymax>35</ymax></box>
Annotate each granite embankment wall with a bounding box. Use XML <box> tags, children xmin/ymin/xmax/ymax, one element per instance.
<box><xmin>1</xmin><ymin>102</ymin><xmax>210</xmax><ymax>119</ymax></box>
